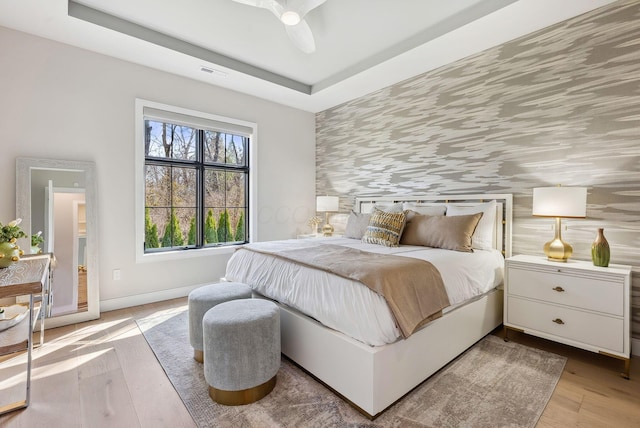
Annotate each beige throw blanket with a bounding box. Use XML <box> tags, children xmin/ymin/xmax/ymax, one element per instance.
<box><xmin>240</xmin><ymin>242</ymin><xmax>450</xmax><ymax>338</ymax></box>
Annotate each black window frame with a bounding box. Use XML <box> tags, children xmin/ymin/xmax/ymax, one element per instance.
<box><xmin>143</xmin><ymin>118</ymin><xmax>250</xmax><ymax>253</ymax></box>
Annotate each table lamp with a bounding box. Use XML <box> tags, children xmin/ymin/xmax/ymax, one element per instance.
<box><xmin>532</xmin><ymin>186</ymin><xmax>587</xmax><ymax>262</ymax></box>
<box><xmin>316</xmin><ymin>196</ymin><xmax>339</xmax><ymax>236</ymax></box>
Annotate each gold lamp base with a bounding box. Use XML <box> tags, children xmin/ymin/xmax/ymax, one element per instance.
<box><xmin>322</xmin><ymin>223</ymin><xmax>334</xmax><ymax>237</ymax></box>
<box><xmin>322</xmin><ymin>211</ymin><xmax>334</xmax><ymax>237</ymax></box>
<box><xmin>544</xmin><ymin>217</ymin><xmax>573</xmax><ymax>262</ymax></box>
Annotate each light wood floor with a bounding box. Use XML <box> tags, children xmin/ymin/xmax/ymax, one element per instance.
<box><xmin>0</xmin><ymin>297</ymin><xmax>638</xmax><ymax>427</ymax></box>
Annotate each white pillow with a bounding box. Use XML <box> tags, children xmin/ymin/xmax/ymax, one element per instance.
<box><xmin>402</xmin><ymin>202</ymin><xmax>446</xmax><ymax>216</ymax></box>
<box><xmin>446</xmin><ymin>200</ymin><xmax>497</xmax><ymax>250</ymax></box>
<box><xmin>372</xmin><ymin>202</ymin><xmax>404</xmax><ymax>213</ymax></box>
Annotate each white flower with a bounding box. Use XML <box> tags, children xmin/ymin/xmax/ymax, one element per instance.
<box><xmin>8</xmin><ymin>218</ymin><xmax>22</xmax><ymax>227</ymax></box>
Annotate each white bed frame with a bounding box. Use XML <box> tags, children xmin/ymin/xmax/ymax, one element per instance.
<box><xmin>269</xmin><ymin>194</ymin><xmax>512</xmax><ymax>418</ymax></box>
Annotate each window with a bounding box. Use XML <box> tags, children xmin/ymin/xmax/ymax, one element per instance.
<box><xmin>136</xmin><ymin>100</ymin><xmax>255</xmax><ymax>258</ymax></box>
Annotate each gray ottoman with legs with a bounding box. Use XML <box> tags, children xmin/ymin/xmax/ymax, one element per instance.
<box><xmin>203</xmin><ymin>298</ymin><xmax>281</xmax><ymax>405</ymax></box>
<box><xmin>188</xmin><ymin>282</ymin><xmax>252</xmax><ymax>363</ymax></box>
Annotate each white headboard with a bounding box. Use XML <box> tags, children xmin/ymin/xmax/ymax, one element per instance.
<box><xmin>353</xmin><ymin>194</ymin><xmax>513</xmax><ymax>257</ymax></box>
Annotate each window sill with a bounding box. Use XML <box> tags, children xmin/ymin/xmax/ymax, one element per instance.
<box><xmin>136</xmin><ymin>244</ymin><xmax>238</xmax><ymax>264</ymax></box>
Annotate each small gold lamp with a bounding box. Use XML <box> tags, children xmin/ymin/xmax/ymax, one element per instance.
<box><xmin>316</xmin><ymin>196</ymin><xmax>339</xmax><ymax>236</ymax></box>
<box><xmin>532</xmin><ymin>186</ymin><xmax>587</xmax><ymax>262</ymax></box>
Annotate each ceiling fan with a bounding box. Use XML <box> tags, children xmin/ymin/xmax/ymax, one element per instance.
<box><xmin>231</xmin><ymin>0</ymin><xmax>326</xmax><ymax>53</ymax></box>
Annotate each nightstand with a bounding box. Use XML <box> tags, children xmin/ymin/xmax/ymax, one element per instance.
<box><xmin>504</xmin><ymin>254</ymin><xmax>632</xmax><ymax>378</ymax></box>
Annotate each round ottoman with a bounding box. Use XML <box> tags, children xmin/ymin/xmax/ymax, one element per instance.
<box><xmin>188</xmin><ymin>282</ymin><xmax>252</xmax><ymax>362</ymax></box>
<box><xmin>203</xmin><ymin>299</ymin><xmax>281</xmax><ymax>406</ymax></box>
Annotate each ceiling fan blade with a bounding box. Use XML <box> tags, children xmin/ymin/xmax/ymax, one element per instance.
<box><xmin>231</xmin><ymin>0</ymin><xmax>283</xmax><ymax>20</ymax></box>
<box><xmin>285</xmin><ymin>19</ymin><xmax>316</xmax><ymax>53</ymax></box>
<box><xmin>295</xmin><ymin>0</ymin><xmax>326</xmax><ymax>19</ymax></box>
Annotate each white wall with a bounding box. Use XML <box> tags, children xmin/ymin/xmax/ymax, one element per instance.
<box><xmin>0</xmin><ymin>27</ymin><xmax>316</xmax><ymax>309</ymax></box>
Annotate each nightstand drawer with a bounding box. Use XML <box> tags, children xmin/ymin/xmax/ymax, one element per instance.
<box><xmin>507</xmin><ymin>297</ymin><xmax>624</xmax><ymax>353</ymax></box>
<box><xmin>507</xmin><ymin>267</ymin><xmax>623</xmax><ymax>316</ymax></box>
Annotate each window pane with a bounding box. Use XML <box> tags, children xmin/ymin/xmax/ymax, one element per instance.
<box><xmin>226</xmin><ymin>171</ymin><xmax>246</xmax><ymax>209</ymax></box>
<box><xmin>225</xmin><ymin>134</ymin><xmax>246</xmax><ymax>166</ymax></box>
<box><xmin>204</xmin><ymin>131</ymin><xmax>246</xmax><ymax>166</ymax></box>
<box><xmin>145</xmin><ymin>165</ymin><xmax>171</xmax><ymax>208</ymax></box>
<box><xmin>203</xmin><ymin>208</ymin><xmax>221</xmax><ymax>245</ymax></box>
<box><xmin>172</xmin><ymin>167</ymin><xmax>197</xmax><ymax>207</ymax></box>
<box><xmin>156</xmin><ymin>208</ymin><xmax>195</xmax><ymax>248</ymax></box>
<box><xmin>204</xmin><ymin>170</ymin><xmax>225</xmax><ymax>208</ymax></box>
<box><xmin>204</xmin><ymin>131</ymin><xmax>224</xmax><ymax>163</ymax></box>
<box><xmin>146</xmin><ymin>165</ymin><xmax>196</xmax><ymax>208</ymax></box>
<box><xmin>203</xmin><ymin>170</ymin><xmax>246</xmax><ymax>244</ymax></box>
<box><xmin>145</xmin><ymin>207</ymin><xmax>167</xmax><ymax>250</ymax></box>
<box><xmin>145</xmin><ymin>120</ymin><xmax>197</xmax><ymax>161</ymax></box>
<box><xmin>227</xmin><ymin>208</ymin><xmax>246</xmax><ymax>242</ymax></box>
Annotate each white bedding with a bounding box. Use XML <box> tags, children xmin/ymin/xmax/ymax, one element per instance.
<box><xmin>225</xmin><ymin>237</ymin><xmax>504</xmax><ymax>346</ymax></box>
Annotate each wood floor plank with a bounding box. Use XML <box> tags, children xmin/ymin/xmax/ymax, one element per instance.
<box><xmin>0</xmin><ymin>328</ymin><xmax>82</xmax><ymax>427</ymax></box>
<box><xmin>500</xmin><ymin>329</ymin><xmax>640</xmax><ymax>428</ymax></box>
<box><xmin>78</xmin><ymin>367</ymin><xmax>140</xmax><ymax>428</ymax></box>
<box><xmin>114</xmin><ymin>320</ymin><xmax>196</xmax><ymax>428</ymax></box>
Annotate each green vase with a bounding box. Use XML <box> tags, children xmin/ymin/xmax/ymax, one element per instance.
<box><xmin>591</xmin><ymin>228</ymin><xmax>610</xmax><ymax>267</ymax></box>
<box><xmin>0</xmin><ymin>241</ymin><xmax>20</xmax><ymax>268</ymax></box>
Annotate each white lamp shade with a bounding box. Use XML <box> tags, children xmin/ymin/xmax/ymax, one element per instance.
<box><xmin>532</xmin><ymin>187</ymin><xmax>587</xmax><ymax>218</ymax></box>
<box><xmin>316</xmin><ymin>196</ymin><xmax>339</xmax><ymax>212</ymax></box>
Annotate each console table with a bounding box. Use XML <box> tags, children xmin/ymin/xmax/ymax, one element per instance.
<box><xmin>0</xmin><ymin>255</ymin><xmax>50</xmax><ymax>414</ymax></box>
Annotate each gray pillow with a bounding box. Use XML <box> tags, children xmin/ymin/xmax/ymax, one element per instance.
<box><xmin>400</xmin><ymin>213</ymin><xmax>483</xmax><ymax>252</ymax></box>
<box><xmin>344</xmin><ymin>211</ymin><xmax>371</xmax><ymax>239</ymax></box>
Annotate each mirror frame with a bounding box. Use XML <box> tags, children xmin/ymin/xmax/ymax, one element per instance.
<box><xmin>16</xmin><ymin>157</ymin><xmax>100</xmax><ymax>328</ymax></box>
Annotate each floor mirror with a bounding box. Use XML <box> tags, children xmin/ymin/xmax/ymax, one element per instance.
<box><xmin>16</xmin><ymin>157</ymin><xmax>100</xmax><ymax>328</ymax></box>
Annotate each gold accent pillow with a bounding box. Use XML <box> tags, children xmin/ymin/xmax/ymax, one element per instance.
<box><xmin>400</xmin><ymin>213</ymin><xmax>483</xmax><ymax>252</ymax></box>
<box><xmin>361</xmin><ymin>208</ymin><xmax>407</xmax><ymax>247</ymax></box>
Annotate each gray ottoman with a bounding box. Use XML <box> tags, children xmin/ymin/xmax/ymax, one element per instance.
<box><xmin>188</xmin><ymin>282</ymin><xmax>252</xmax><ymax>363</ymax></box>
<box><xmin>203</xmin><ymin>299</ymin><xmax>280</xmax><ymax>406</ymax></box>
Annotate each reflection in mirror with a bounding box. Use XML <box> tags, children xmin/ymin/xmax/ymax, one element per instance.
<box><xmin>16</xmin><ymin>158</ymin><xmax>99</xmax><ymax>328</ymax></box>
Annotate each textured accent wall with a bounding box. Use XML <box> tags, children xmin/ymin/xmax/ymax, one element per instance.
<box><xmin>316</xmin><ymin>0</ymin><xmax>640</xmax><ymax>338</ymax></box>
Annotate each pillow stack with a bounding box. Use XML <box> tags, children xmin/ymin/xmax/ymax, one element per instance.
<box><xmin>343</xmin><ymin>200</ymin><xmax>497</xmax><ymax>252</ymax></box>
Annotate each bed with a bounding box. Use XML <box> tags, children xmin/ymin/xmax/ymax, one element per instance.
<box><xmin>225</xmin><ymin>194</ymin><xmax>512</xmax><ymax>418</ymax></box>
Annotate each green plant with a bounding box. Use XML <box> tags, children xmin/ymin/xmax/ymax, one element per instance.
<box><xmin>187</xmin><ymin>217</ymin><xmax>197</xmax><ymax>245</ymax></box>
<box><xmin>161</xmin><ymin>210</ymin><xmax>184</xmax><ymax>247</ymax></box>
<box><xmin>145</xmin><ymin>208</ymin><xmax>160</xmax><ymax>249</ymax></box>
<box><xmin>205</xmin><ymin>209</ymin><xmax>217</xmax><ymax>244</ymax></box>
<box><xmin>234</xmin><ymin>211</ymin><xmax>245</xmax><ymax>241</ymax></box>
<box><xmin>31</xmin><ymin>231</ymin><xmax>44</xmax><ymax>246</ymax></box>
<box><xmin>217</xmin><ymin>210</ymin><xmax>231</xmax><ymax>243</ymax></box>
<box><xmin>0</xmin><ymin>219</ymin><xmax>27</xmax><ymax>243</ymax></box>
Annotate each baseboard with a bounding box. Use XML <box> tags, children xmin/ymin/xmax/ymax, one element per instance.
<box><xmin>633</xmin><ymin>337</ymin><xmax>640</xmax><ymax>357</ymax></box>
<box><xmin>99</xmin><ymin>283</ymin><xmax>205</xmax><ymax>312</ymax></box>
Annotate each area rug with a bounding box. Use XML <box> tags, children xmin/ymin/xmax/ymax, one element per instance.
<box><xmin>137</xmin><ymin>307</ymin><xmax>566</xmax><ymax>428</ymax></box>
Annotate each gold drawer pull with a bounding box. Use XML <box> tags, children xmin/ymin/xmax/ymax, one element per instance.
<box><xmin>552</xmin><ymin>286</ymin><xmax>565</xmax><ymax>292</ymax></box>
<box><xmin>552</xmin><ymin>318</ymin><xmax>565</xmax><ymax>325</ymax></box>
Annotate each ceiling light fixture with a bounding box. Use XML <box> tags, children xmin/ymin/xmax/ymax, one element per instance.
<box><xmin>280</xmin><ymin>10</ymin><xmax>300</xmax><ymax>26</ymax></box>
<box><xmin>232</xmin><ymin>0</ymin><xmax>326</xmax><ymax>53</ymax></box>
